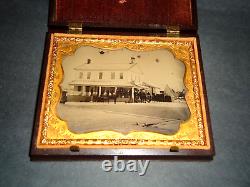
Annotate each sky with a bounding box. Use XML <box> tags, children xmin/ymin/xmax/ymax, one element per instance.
<box><xmin>61</xmin><ymin>46</ymin><xmax>186</xmax><ymax>91</ymax></box>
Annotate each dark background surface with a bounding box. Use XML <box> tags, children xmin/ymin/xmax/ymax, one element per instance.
<box><xmin>0</xmin><ymin>0</ymin><xmax>250</xmax><ymax>187</ymax></box>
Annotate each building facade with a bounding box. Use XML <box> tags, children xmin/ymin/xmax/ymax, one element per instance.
<box><xmin>65</xmin><ymin>62</ymin><xmax>159</xmax><ymax>103</ymax></box>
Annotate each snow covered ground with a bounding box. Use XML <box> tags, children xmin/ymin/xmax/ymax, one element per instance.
<box><xmin>57</xmin><ymin>102</ymin><xmax>190</xmax><ymax>135</ymax></box>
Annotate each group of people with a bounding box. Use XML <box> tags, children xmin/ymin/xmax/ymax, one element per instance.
<box><xmin>61</xmin><ymin>88</ymin><xmax>173</xmax><ymax>103</ymax></box>
<box><xmin>134</xmin><ymin>90</ymin><xmax>152</xmax><ymax>103</ymax></box>
<box><xmin>90</xmin><ymin>88</ymin><xmax>171</xmax><ymax>103</ymax></box>
<box><xmin>92</xmin><ymin>89</ymin><xmax>153</xmax><ymax>103</ymax></box>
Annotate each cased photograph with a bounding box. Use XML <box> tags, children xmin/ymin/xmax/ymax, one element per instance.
<box><xmin>30</xmin><ymin>0</ymin><xmax>214</xmax><ymax>158</ymax></box>
<box><xmin>31</xmin><ymin>34</ymin><xmax>213</xmax><ymax>158</ymax></box>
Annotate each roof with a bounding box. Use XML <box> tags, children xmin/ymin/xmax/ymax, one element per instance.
<box><xmin>74</xmin><ymin>63</ymin><xmax>143</xmax><ymax>74</ymax></box>
<box><xmin>142</xmin><ymin>82</ymin><xmax>161</xmax><ymax>89</ymax></box>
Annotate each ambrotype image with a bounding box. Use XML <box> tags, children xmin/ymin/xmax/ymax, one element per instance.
<box><xmin>57</xmin><ymin>46</ymin><xmax>190</xmax><ymax>135</ymax></box>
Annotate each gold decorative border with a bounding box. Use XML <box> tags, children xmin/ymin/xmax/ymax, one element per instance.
<box><xmin>36</xmin><ymin>33</ymin><xmax>210</xmax><ymax>150</ymax></box>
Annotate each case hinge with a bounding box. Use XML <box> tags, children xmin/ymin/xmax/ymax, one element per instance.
<box><xmin>68</xmin><ymin>23</ymin><xmax>83</xmax><ymax>34</ymax></box>
<box><xmin>166</xmin><ymin>26</ymin><xmax>180</xmax><ymax>37</ymax></box>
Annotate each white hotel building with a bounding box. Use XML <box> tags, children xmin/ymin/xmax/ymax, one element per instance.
<box><xmin>66</xmin><ymin>62</ymin><xmax>159</xmax><ymax>102</ymax></box>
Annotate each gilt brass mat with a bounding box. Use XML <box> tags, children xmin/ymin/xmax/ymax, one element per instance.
<box><xmin>36</xmin><ymin>33</ymin><xmax>211</xmax><ymax>150</ymax></box>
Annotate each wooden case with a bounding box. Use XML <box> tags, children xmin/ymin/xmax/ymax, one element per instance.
<box><xmin>50</xmin><ymin>0</ymin><xmax>197</xmax><ymax>30</ymax></box>
<box><xmin>30</xmin><ymin>0</ymin><xmax>214</xmax><ymax>160</ymax></box>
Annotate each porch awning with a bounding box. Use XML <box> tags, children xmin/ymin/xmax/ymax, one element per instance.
<box><xmin>69</xmin><ymin>80</ymin><xmax>134</xmax><ymax>87</ymax></box>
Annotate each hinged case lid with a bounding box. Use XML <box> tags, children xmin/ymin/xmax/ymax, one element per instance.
<box><xmin>50</xmin><ymin>0</ymin><xmax>197</xmax><ymax>32</ymax></box>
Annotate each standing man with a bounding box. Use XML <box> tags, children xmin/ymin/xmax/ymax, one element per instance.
<box><xmin>113</xmin><ymin>91</ymin><xmax>117</xmax><ymax>104</ymax></box>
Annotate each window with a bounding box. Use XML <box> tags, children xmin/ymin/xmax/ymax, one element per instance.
<box><xmin>111</xmin><ymin>72</ymin><xmax>115</xmax><ymax>79</ymax></box>
<box><xmin>79</xmin><ymin>72</ymin><xmax>83</xmax><ymax>79</ymax></box>
<box><xmin>87</xmin><ymin>72</ymin><xmax>91</xmax><ymax>79</ymax></box>
<box><xmin>86</xmin><ymin>86</ymin><xmax>90</xmax><ymax>92</ymax></box>
<box><xmin>120</xmin><ymin>73</ymin><xmax>124</xmax><ymax>79</ymax></box>
<box><xmin>99</xmin><ymin>72</ymin><xmax>103</xmax><ymax>79</ymax></box>
<box><xmin>77</xmin><ymin>86</ymin><xmax>82</xmax><ymax>91</ymax></box>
